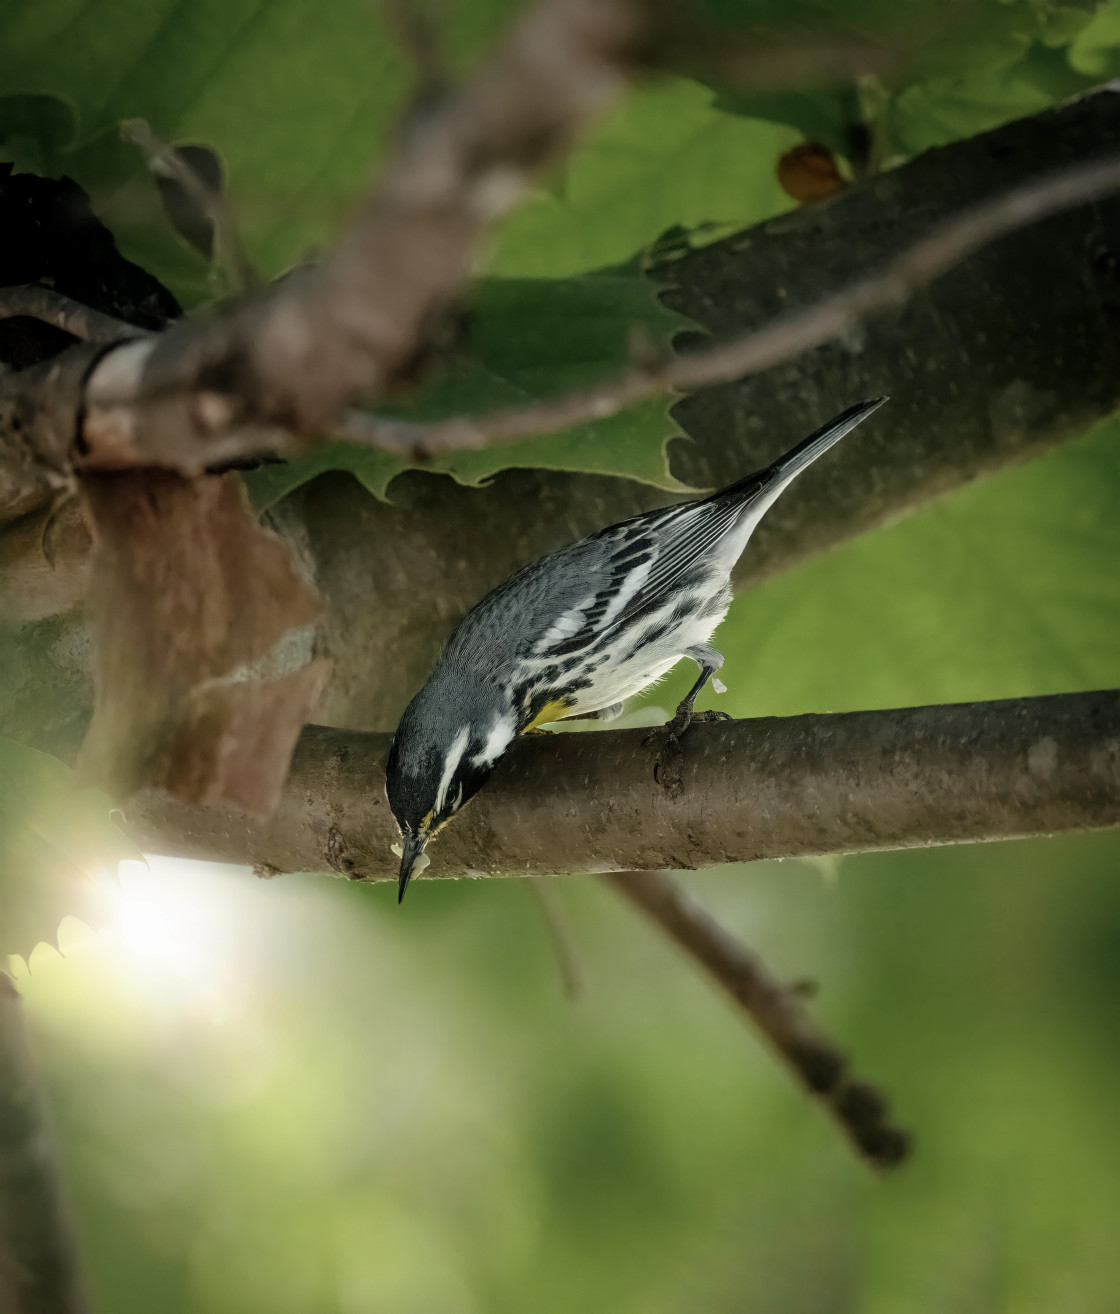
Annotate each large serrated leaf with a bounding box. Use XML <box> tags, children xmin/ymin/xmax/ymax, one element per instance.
<box><xmin>0</xmin><ymin>737</ymin><xmax>140</xmax><ymax>961</ymax></box>
<box><xmin>245</xmin><ymin>269</ymin><xmax>696</xmax><ymax>508</ymax></box>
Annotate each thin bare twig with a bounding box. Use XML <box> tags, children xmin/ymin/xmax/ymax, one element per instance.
<box><xmin>338</xmin><ymin>152</ymin><xmax>1120</xmax><ymax>460</ymax></box>
<box><xmin>0</xmin><ymin>286</ymin><xmax>149</xmax><ymax>346</ymax></box>
<box><xmin>602</xmin><ymin>870</ymin><xmax>910</xmax><ymax>1169</ymax></box>
<box><xmin>528</xmin><ymin>878</ymin><xmax>585</xmax><ymax>1000</ymax></box>
<box><xmin>379</xmin><ymin>0</ymin><xmax>449</xmax><ymax>92</ymax></box>
<box><xmin>122</xmin><ymin>119</ymin><xmax>258</xmax><ymax>295</ymax></box>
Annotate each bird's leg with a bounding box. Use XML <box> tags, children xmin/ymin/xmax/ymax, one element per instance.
<box><xmin>644</xmin><ymin>645</ymin><xmax>730</xmax><ymax>751</ymax></box>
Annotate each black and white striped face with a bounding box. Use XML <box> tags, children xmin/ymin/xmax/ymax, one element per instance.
<box><xmin>385</xmin><ymin>683</ymin><xmax>519</xmax><ymax>894</ymax></box>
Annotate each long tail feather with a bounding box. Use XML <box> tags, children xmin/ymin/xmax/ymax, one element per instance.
<box><xmin>765</xmin><ymin>395</ymin><xmax>887</xmax><ymax>491</ymax></box>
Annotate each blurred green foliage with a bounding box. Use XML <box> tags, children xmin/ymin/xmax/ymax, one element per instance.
<box><xmin>17</xmin><ymin>829</ymin><xmax>1120</xmax><ymax>1314</ymax></box>
<box><xmin>3</xmin><ymin>0</ymin><xmax>1120</xmax><ymax>1308</ymax></box>
<box><xmin>0</xmin><ymin>736</ymin><xmax>137</xmax><ymax>960</ymax></box>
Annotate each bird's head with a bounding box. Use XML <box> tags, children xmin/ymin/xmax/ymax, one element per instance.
<box><xmin>385</xmin><ymin>670</ymin><xmax>516</xmax><ymax>902</ymax></box>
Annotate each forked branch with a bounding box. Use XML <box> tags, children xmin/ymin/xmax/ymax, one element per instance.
<box><xmin>603</xmin><ymin>870</ymin><xmax>910</xmax><ymax>1169</ymax></box>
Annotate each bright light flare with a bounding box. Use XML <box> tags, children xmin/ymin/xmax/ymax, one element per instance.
<box><xmin>95</xmin><ymin>856</ymin><xmax>245</xmax><ymax>1008</ymax></box>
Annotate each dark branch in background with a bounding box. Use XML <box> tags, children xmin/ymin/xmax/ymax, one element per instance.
<box><xmin>5</xmin><ymin>90</ymin><xmax>1120</xmax><ymax>745</ymax></box>
<box><xmin>118</xmin><ymin>690</ymin><xmax>1120</xmax><ymax>879</ymax></box>
<box><xmin>603</xmin><ymin>870</ymin><xmax>910</xmax><ymax>1170</ymax></box>
<box><xmin>2</xmin><ymin>106</ymin><xmax>1113</xmax><ymax>538</ymax></box>
<box><xmin>0</xmin><ymin>974</ymin><xmax>91</xmax><ymax>1314</ymax></box>
<box><xmin>339</xmin><ymin>153</ymin><xmax>1120</xmax><ymax>460</ymax></box>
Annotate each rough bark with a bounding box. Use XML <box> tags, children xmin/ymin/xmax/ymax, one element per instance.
<box><xmin>0</xmin><ymin>974</ymin><xmax>90</xmax><ymax>1314</ymax></box>
<box><xmin>119</xmin><ymin>690</ymin><xmax>1120</xmax><ymax>881</ymax></box>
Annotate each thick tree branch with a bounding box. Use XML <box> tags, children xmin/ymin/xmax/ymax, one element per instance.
<box><xmin>0</xmin><ymin>974</ymin><xmax>90</xmax><ymax>1314</ymax></box>
<box><xmin>119</xmin><ymin>690</ymin><xmax>1120</xmax><ymax>879</ymax></box>
<box><xmin>340</xmin><ymin>153</ymin><xmax>1120</xmax><ymax>460</ymax></box>
<box><xmin>603</xmin><ymin>870</ymin><xmax>910</xmax><ymax>1169</ymax></box>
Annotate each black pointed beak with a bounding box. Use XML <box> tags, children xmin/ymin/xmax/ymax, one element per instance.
<box><xmin>397</xmin><ymin>833</ymin><xmax>427</xmax><ymax>903</ymax></box>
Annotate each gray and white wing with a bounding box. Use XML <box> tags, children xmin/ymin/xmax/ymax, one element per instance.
<box><xmin>513</xmin><ymin>488</ymin><xmax>760</xmax><ymax>661</ymax></box>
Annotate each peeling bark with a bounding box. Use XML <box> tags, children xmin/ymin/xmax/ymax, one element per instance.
<box><xmin>79</xmin><ymin>471</ymin><xmax>326</xmax><ymax>810</ymax></box>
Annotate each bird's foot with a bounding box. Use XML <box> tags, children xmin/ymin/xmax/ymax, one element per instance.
<box><xmin>642</xmin><ymin>706</ymin><xmax>731</xmax><ymax>754</ymax></box>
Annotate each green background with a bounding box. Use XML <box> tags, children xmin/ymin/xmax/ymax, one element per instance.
<box><xmin>3</xmin><ymin>0</ymin><xmax>1120</xmax><ymax>1307</ymax></box>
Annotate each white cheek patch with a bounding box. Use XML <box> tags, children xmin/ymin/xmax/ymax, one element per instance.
<box><xmin>434</xmin><ymin>724</ymin><xmax>471</xmax><ymax>816</ymax></box>
<box><xmin>474</xmin><ymin>714</ymin><xmax>515</xmax><ymax>767</ymax></box>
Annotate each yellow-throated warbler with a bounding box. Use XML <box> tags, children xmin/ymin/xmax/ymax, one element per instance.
<box><xmin>387</xmin><ymin>397</ymin><xmax>886</xmax><ymax>899</ymax></box>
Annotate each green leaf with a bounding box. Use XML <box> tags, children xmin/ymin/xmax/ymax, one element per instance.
<box><xmin>0</xmin><ymin>0</ymin><xmax>531</xmax><ymax>305</ymax></box>
<box><xmin>1068</xmin><ymin>0</ymin><xmax>1120</xmax><ymax>74</ymax></box>
<box><xmin>245</xmin><ymin>269</ymin><xmax>695</xmax><ymax>508</ymax></box>
<box><xmin>888</xmin><ymin>67</ymin><xmax>1055</xmax><ymax>156</ymax></box>
<box><xmin>710</xmin><ymin>2</ymin><xmax>1100</xmax><ymax>159</ymax></box>
<box><xmin>484</xmin><ymin>78</ymin><xmax>801</xmax><ymax>279</ymax></box>
<box><xmin>0</xmin><ymin>736</ymin><xmax>140</xmax><ymax>961</ymax></box>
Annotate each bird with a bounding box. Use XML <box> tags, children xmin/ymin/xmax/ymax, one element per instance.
<box><xmin>386</xmin><ymin>396</ymin><xmax>886</xmax><ymax>901</ymax></box>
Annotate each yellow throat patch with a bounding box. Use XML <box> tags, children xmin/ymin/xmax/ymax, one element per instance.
<box><xmin>523</xmin><ymin>698</ymin><xmax>573</xmax><ymax>732</ymax></box>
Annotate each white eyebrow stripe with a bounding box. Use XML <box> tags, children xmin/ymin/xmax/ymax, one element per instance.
<box><xmin>434</xmin><ymin>724</ymin><xmax>471</xmax><ymax>816</ymax></box>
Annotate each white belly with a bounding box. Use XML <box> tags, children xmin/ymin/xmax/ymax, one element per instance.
<box><xmin>563</xmin><ymin>600</ymin><xmax>728</xmax><ymax>717</ymax></box>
